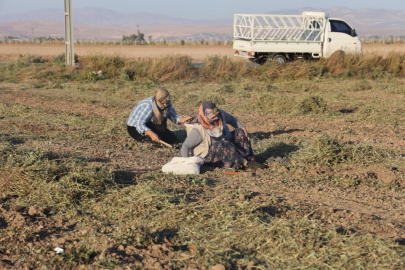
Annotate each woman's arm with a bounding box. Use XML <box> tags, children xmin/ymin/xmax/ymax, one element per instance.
<box><xmin>167</xmin><ymin>105</ymin><xmax>193</xmax><ymax>124</ymax></box>
<box><xmin>222</xmin><ymin>110</ymin><xmax>250</xmax><ymax>140</ymax></box>
<box><xmin>222</xmin><ymin>110</ymin><xmax>245</xmax><ymax>129</ymax></box>
<box><xmin>181</xmin><ymin>128</ymin><xmax>203</xmax><ymax>157</ymax></box>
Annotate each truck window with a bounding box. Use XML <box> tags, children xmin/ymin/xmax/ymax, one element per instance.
<box><xmin>330</xmin><ymin>20</ymin><xmax>354</xmax><ymax>36</ymax></box>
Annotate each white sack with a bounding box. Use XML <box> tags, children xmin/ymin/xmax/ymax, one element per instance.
<box><xmin>162</xmin><ymin>156</ymin><xmax>205</xmax><ymax>175</ymax></box>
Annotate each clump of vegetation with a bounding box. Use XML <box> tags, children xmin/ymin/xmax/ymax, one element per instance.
<box><xmin>200</xmin><ymin>55</ymin><xmax>252</xmax><ymax>81</ymax></box>
<box><xmin>218</xmin><ymin>84</ymin><xmax>234</xmax><ymax>93</ymax></box>
<box><xmin>323</xmin><ymin>51</ymin><xmax>405</xmax><ymax>78</ymax></box>
<box><xmin>299</xmin><ymin>96</ymin><xmax>329</xmax><ymax>114</ymax></box>
<box><xmin>53</xmin><ymin>53</ymin><xmax>79</xmax><ymax>64</ymax></box>
<box><xmin>114</xmin><ymin>226</ymin><xmax>155</xmax><ymax>246</ymax></box>
<box><xmin>53</xmin><ymin>243</ymin><xmax>97</xmax><ymax>266</ymax></box>
<box><xmin>0</xmin><ymin>145</ymin><xmax>117</xmax><ymax>210</ymax></box>
<box><xmin>2</xmin><ymin>51</ymin><xmax>405</xmax><ymax>84</ymax></box>
<box><xmin>255</xmin><ymin>93</ymin><xmax>296</xmax><ymax>114</ymax></box>
<box><xmin>353</xmin><ymin>80</ymin><xmax>373</xmax><ymax>91</ymax></box>
<box><xmin>22</xmin><ymin>54</ymin><xmax>48</xmax><ymax>64</ymax></box>
<box><xmin>79</xmin><ymin>54</ymin><xmax>126</xmax><ymax>80</ymax></box>
<box><xmin>291</xmin><ymin>135</ymin><xmax>392</xmax><ymax>167</ymax></box>
<box><xmin>150</xmin><ymin>55</ymin><xmax>195</xmax><ymax>82</ymax></box>
<box><xmin>120</xmin><ymin>67</ymin><xmax>136</xmax><ymax>81</ymax></box>
<box><xmin>295</xmin><ymin>135</ymin><xmax>349</xmax><ymax>166</ymax></box>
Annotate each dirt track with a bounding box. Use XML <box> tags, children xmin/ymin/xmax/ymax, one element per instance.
<box><xmin>0</xmin><ymin>44</ymin><xmax>233</xmax><ymax>61</ymax></box>
<box><xmin>1</xmin><ymin>43</ymin><xmax>405</xmax><ymax>61</ymax></box>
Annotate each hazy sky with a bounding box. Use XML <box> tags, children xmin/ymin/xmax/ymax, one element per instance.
<box><xmin>0</xmin><ymin>0</ymin><xmax>404</xmax><ymax>19</ymax></box>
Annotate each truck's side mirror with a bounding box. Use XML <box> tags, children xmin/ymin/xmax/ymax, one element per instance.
<box><xmin>351</xmin><ymin>29</ymin><xmax>356</xmax><ymax>37</ymax></box>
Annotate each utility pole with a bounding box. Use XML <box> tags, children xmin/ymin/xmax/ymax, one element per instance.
<box><xmin>64</xmin><ymin>0</ymin><xmax>75</xmax><ymax>66</ymax></box>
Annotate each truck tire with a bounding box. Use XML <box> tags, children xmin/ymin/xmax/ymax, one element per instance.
<box><xmin>272</xmin><ymin>54</ymin><xmax>287</xmax><ymax>64</ymax></box>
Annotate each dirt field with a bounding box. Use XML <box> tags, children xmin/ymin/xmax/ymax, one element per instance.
<box><xmin>0</xmin><ymin>53</ymin><xmax>404</xmax><ymax>268</ymax></box>
<box><xmin>1</xmin><ymin>43</ymin><xmax>405</xmax><ymax>61</ymax></box>
<box><xmin>0</xmin><ymin>44</ymin><xmax>233</xmax><ymax>61</ymax></box>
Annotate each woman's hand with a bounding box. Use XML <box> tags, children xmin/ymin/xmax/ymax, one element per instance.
<box><xmin>242</xmin><ymin>128</ymin><xmax>250</xmax><ymax>141</ymax></box>
<box><xmin>179</xmin><ymin>116</ymin><xmax>194</xmax><ymax>124</ymax></box>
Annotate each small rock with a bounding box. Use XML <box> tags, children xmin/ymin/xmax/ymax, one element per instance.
<box><xmin>239</xmin><ymin>193</ymin><xmax>245</xmax><ymax>201</ymax></box>
<box><xmin>56</xmin><ymin>238</ymin><xmax>66</xmax><ymax>244</ymax></box>
<box><xmin>368</xmin><ymin>165</ymin><xmax>397</xmax><ymax>185</ymax></box>
<box><xmin>211</xmin><ymin>264</ymin><xmax>226</xmax><ymax>270</ymax></box>
<box><xmin>161</xmin><ymin>244</ymin><xmax>170</xmax><ymax>252</ymax></box>
<box><xmin>118</xmin><ymin>245</ymin><xmax>125</xmax><ymax>252</ymax></box>
<box><xmin>278</xmin><ymin>166</ymin><xmax>288</xmax><ymax>174</ymax></box>
<box><xmin>247</xmin><ymin>261</ymin><xmax>256</xmax><ymax>269</ymax></box>
<box><xmin>154</xmin><ymin>262</ymin><xmax>164</xmax><ymax>270</ymax></box>
<box><xmin>125</xmin><ymin>245</ymin><xmax>137</xmax><ymax>255</ymax></box>
<box><xmin>28</xmin><ymin>206</ymin><xmax>43</xmax><ymax>216</ymax></box>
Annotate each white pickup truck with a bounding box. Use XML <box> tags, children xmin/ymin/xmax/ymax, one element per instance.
<box><xmin>233</xmin><ymin>12</ymin><xmax>361</xmax><ymax>64</ymax></box>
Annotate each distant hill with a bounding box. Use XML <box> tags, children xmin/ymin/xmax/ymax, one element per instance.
<box><xmin>0</xmin><ymin>20</ymin><xmax>232</xmax><ymax>41</ymax></box>
<box><xmin>0</xmin><ymin>7</ymin><xmax>404</xmax><ymax>41</ymax></box>
<box><xmin>0</xmin><ymin>7</ymin><xmax>230</xmax><ymax>27</ymax></box>
<box><xmin>268</xmin><ymin>7</ymin><xmax>405</xmax><ymax>30</ymax></box>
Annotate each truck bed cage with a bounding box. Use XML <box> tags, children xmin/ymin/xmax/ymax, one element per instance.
<box><xmin>234</xmin><ymin>13</ymin><xmax>327</xmax><ymax>42</ymax></box>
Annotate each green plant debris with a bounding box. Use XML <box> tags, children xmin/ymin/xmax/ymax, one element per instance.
<box><xmin>0</xmin><ymin>53</ymin><xmax>404</xmax><ymax>269</ymax></box>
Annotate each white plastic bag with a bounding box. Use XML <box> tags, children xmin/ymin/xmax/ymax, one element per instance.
<box><xmin>162</xmin><ymin>157</ymin><xmax>205</xmax><ymax>175</ymax></box>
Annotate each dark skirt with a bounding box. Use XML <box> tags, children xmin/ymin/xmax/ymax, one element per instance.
<box><xmin>204</xmin><ymin>128</ymin><xmax>253</xmax><ymax>169</ymax></box>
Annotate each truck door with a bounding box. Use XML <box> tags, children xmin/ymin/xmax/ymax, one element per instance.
<box><xmin>324</xmin><ymin>19</ymin><xmax>361</xmax><ymax>57</ymax></box>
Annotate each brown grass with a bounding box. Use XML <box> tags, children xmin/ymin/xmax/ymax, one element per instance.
<box><xmin>2</xmin><ymin>51</ymin><xmax>405</xmax><ymax>84</ymax></box>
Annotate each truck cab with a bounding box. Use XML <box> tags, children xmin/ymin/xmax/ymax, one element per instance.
<box><xmin>324</xmin><ymin>18</ymin><xmax>362</xmax><ymax>57</ymax></box>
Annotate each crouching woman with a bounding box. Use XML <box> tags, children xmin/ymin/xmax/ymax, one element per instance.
<box><xmin>181</xmin><ymin>101</ymin><xmax>254</xmax><ymax>169</ymax></box>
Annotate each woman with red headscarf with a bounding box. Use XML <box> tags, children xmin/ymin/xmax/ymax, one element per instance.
<box><xmin>181</xmin><ymin>101</ymin><xmax>254</xmax><ymax>169</ymax></box>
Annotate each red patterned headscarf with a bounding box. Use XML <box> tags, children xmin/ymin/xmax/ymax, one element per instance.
<box><xmin>198</xmin><ymin>101</ymin><xmax>223</xmax><ymax>131</ymax></box>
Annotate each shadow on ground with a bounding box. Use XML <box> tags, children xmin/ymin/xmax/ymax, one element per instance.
<box><xmin>251</xmin><ymin>129</ymin><xmax>303</xmax><ymax>140</ymax></box>
<box><xmin>255</xmin><ymin>142</ymin><xmax>299</xmax><ymax>163</ymax></box>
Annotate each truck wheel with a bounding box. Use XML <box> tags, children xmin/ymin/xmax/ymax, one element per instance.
<box><xmin>272</xmin><ymin>54</ymin><xmax>287</xmax><ymax>64</ymax></box>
